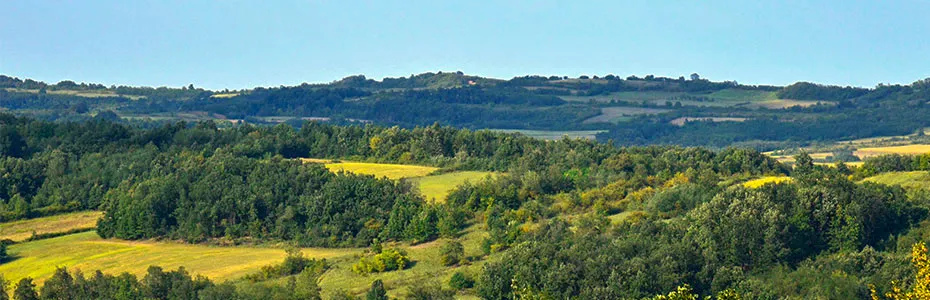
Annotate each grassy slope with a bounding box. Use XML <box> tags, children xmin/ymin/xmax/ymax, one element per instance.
<box><xmin>0</xmin><ymin>211</ymin><xmax>102</xmax><ymax>242</ymax></box>
<box><xmin>318</xmin><ymin>225</ymin><xmax>488</xmax><ymax>298</ymax></box>
<box><xmin>863</xmin><ymin>171</ymin><xmax>930</xmax><ymax>190</ymax></box>
<box><xmin>0</xmin><ymin>231</ymin><xmax>359</xmax><ymax>285</ymax></box>
<box><xmin>412</xmin><ymin>171</ymin><xmax>496</xmax><ymax>202</ymax></box>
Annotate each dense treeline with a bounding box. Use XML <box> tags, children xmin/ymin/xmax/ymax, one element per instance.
<box><xmin>473</xmin><ymin>158</ymin><xmax>929</xmax><ymax>299</ymax></box>
<box><xmin>776</xmin><ymin>82</ymin><xmax>870</xmax><ymax>100</ymax></box>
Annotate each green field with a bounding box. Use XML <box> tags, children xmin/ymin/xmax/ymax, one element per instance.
<box><xmin>0</xmin><ymin>211</ymin><xmax>103</xmax><ymax>242</ymax></box>
<box><xmin>863</xmin><ymin>171</ymin><xmax>930</xmax><ymax>190</ymax></box>
<box><xmin>0</xmin><ymin>231</ymin><xmax>359</xmax><ymax>285</ymax></box>
<box><xmin>411</xmin><ymin>171</ymin><xmax>496</xmax><ymax>202</ymax></box>
<box><xmin>319</xmin><ymin>226</ymin><xmax>488</xmax><ymax>298</ymax></box>
<box><xmin>0</xmin><ymin>226</ymin><xmax>489</xmax><ymax>298</ymax></box>
<box><xmin>490</xmin><ymin>129</ymin><xmax>606</xmax><ymax>140</ymax></box>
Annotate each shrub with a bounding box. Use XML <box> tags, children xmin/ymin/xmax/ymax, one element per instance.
<box><xmin>449</xmin><ymin>272</ymin><xmax>474</xmax><ymax>290</ymax></box>
<box><xmin>439</xmin><ymin>240</ymin><xmax>464</xmax><ymax>266</ymax></box>
<box><xmin>245</xmin><ymin>248</ymin><xmax>327</xmax><ymax>282</ymax></box>
<box><xmin>352</xmin><ymin>248</ymin><xmax>410</xmax><ymax>274</ymax></box>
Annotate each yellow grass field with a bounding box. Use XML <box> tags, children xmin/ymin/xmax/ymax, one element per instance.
<box><xmin>302</xmin><ymin>159</ymin><xmax>496</xmax><ymax>203</ymax></box>
<box><xmin>0</xmin><ymin>211</ymin><xmax>102</xmax><ymax>242</ymax></box>
<box><xmin>0</xmin><ymin>231</ymin><xmax>358</xmax><ymax>285</ymax></box>
<box><xmin>411</xmin><ymin>171</ymin><xmax>496</xmax><ymax>202</ymax></box>
<box><xmin>301</xmin><ymin>159</ymin><xmax>439</xmax><ymax>180</ymax></box>
<box><xmin>855</xmin><ymin>144</ymin><xmax>930</xmax><ymax>159</ymax></box>
<box><xmin>863</xmin><ymin>171</ymin><xmax>930</xmax><ymax>190</ymax></box>
<box><xmin>743</xmin><ymin>176</ymin><xmax>793</xmax><ymax>188</ymax></box>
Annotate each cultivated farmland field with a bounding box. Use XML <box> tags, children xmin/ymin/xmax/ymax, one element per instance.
<box><xmin>0</xmin><ymin>231</ymin><xmax>358</xmax><ymax>285</ymax></box>
<box><xmin>0</xmin><ymin>211</ymin><xmax>102</xmax><ymax>242</ymax></box>
<box><xmin>855</xmin><ymin>144</ymin><xmax>930</xmax><ymax>158</ymax></box>
<box><xmin>411</xmin><ymin>171</ymin><xmax>496</xmax><ymax>202</ymax></box>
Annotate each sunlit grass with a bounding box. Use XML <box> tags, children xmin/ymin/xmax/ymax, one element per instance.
<box><xmin>743</xmin><ymin>176</ymin><xmax>793</xmax><ymax>188</ymax></box>
<box><xmin>0</xmin><ymin>211</ymin><xmax>102</xmax><ymax>242</ymax></box>
<box><xmin>0</xmin><ymin>231</ymin><xmax>359</xmax><ymax>285</ymax></box>
<box><xmin>411</xmin><ymin>171</ymin><xmax>496</xmax><ymax>202</ymax></box>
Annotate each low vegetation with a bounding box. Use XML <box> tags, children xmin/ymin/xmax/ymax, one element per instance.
<box><xmin>0</xmin><ymin>231</ymin><xmax>357</xmax><ymax>285</ymax></box>
<box><xmin>0</xmin><ymin>211</ymin><xmax>101</xmax><ymax>242</ymax></box>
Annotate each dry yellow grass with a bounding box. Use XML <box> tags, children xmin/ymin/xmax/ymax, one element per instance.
<box><xmin>411</xmin><ymin>171</ymin><xmax>496</xmax><ymax>202</ymax></box>
<box><xmin>743</xmin><ymin>176</ymin><xmax>793</xmax><ymax>188</ymax></box>
<box><xmin>0</xmin><ymin>231</ymin><xmax>359</xmax><ymax>285</ymax></box>
<box><xmin>0</xmin><ymin>211</ymin><xmax>102</xmax><ymax>242</ymax></box>
<box><xmin>855</xmin><ymin>144</ymin><xmax>930</xmax><ymax>158</ymax></box>
<box><xmin>301</xmin><ymin>159</ymin><xmax>439</xmax><ymax>180</ymax></box>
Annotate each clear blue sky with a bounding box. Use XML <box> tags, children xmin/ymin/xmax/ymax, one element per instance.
<box><xmin>2</xmin><ymin>1</ymin><xmax>929</xmax><ymax>90</ymax></box>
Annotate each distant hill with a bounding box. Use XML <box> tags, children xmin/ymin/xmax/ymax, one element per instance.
<box><xmin>2</xmin><ymin>72</ymin><xmax>929</xmax><ymax>150</ymax></box>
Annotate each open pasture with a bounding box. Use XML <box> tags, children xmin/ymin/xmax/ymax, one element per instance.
<box><xmin>743</xmin><ymin>176</ymin><xmax>793</xmax><ymax>188</ymax></box>
<box><xmin>0</xmin><ymin>211</ymin><xmax>102</xmax><ymax>242</ymax></box>
<box><xmin>411</xmin><ymin>171</ymin><xmax>496</xmax><ymax>202</ymax></box>
<box><xmin>855</xmin><ymin>144</ymin><xmax>930</xmax><ymax>158</ymax></box>
<box><xmin>302</xmin><ymin>159</ymin><xmax>439</xmax><ymax>180</ymax></box>
<box><xmin>0</xmin><ymin>231</ymin><xmax>358</xmax><ymax>285</ymax></box>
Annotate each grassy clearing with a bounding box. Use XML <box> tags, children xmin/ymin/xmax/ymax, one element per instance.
<box><xmin>0</xmin><ymin>211</ymin><xmax>103</xmax><ymax>242</ymax></box>
<box><xmin>0</xmin><ymin>231</ymin><xmax>359</xmax><ymax>285</ymax></box>
<box><xmin>855</xmin><ymin>144</ymin><xmax>930</xmax><ymax>158</ymax></box>
<box><xmin>583</xmin><ymin>107</ymin><xmax>670</xmax><ymax>124</ymax></box>
<box><xmin>411</xmin><ymin>171</ymin><xmax>496</xmax><ymax>202</ymax></box>
<box><xmin>863</xmin><ymin>171</ymin><xmax>930</xmax><ymax>190</ymax></box>
<box><xmin>301</xmin><ymin>159</ymin><xmax>439</xmax><ymax>180</ymax></box>
<box><xmin>319</xmin><ymin>225</ymin><xmax>488</xmax><ymax>298</ymax></box>
<box><xmin>490</xmin><ymin>129</ymin><xmax>606</xmax><ymax>140</ymax></box>
<box><xmin>743</xmin><ymin>176</ymin><xmax>793</xmax><ymax>188</ymax></box>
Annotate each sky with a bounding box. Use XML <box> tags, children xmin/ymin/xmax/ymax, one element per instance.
<box><xmin>2</xmin><ymin>0</ymin><xmax>929</xmax><ymax>90</ymax></box>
